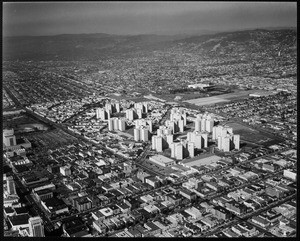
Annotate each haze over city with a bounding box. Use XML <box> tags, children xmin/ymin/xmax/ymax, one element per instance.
<box><xmin>3</xmin><ymin>2</ymin><xmax>297</xmax><ymax>36</ymax></box>
<box><xmin>3</xmin><ymin>1</ymin><xmax>297</xmax><ymax>239</ymax></box>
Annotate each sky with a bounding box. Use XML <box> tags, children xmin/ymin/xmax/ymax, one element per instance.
<box><xmin>3</xmin><ymin>1</ymin><xmax>297</xmax><ymax>36</ymax></box>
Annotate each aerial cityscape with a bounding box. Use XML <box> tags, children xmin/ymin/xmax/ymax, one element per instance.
<box><xmin>2</xmin><ymin>1</ymin><xmax>297</xmax><ymax>238</ymax></box>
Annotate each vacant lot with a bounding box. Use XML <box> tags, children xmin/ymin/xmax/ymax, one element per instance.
<box><xmin>225</xmin><ymin>122</ymin><xmax>259</xmax><ymax>132</ymax></box>
<box><xmin>3</xmin><ymin>113</ymin><xmax>38</xmax><ymax>128</ymax></box>
<box><xmin>24</xmin><ymin>129</ymin><xmax>77</xmax><ymax>148</ymax></box>
<box><xmin>184</xmin><ymin>90</ymin><xmax>260</xmax><ymax>106</ymax></box>
<box><xmin>185</xmin><ymin>96</ymin><xmax>231</xmax><ymax>106</ymax></box>
<box><xmin>225</xmin><ymin>122</ymin><xmax>273</xmax><ymax>144</ymax></box>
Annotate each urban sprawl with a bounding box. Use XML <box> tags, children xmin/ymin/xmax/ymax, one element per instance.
<box><xmin>3</xmin><ymin>29</ymin><xmax>297</xmax><ymax>238</ymax></box>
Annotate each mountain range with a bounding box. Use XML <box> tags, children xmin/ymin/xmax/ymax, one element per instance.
<box><xmin>3</xmin><ymin>28</ymin><xmax>296</xmax><ymax>61</ymax></box>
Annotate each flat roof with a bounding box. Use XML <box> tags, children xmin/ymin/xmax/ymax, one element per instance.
<box><xmin>150</xmin><ymin>155</ymin><xmax>174</xmax><ymax>164</ymax></box>
<box><xmin>35</xmin><ymin>188</ymin><xmax>53</xmax><ymax>195</ymax></box>
<box><xmin>181</xmin><ymin>155</ymin><xmax>221</xmax><ymax>167</ymax></box>
<box><xmin>43</xmin><ymin>197</ymin><xmax>66</xmax><ymax>208</ymax></box>
<box><xmin>14</xmin><ymin>207</ymin><xmax>28</xmax><ymax>214</ymax></box>
<box><xmin>9</xmin><ymin>214</ymin><xmax>30</xmax><ymax>226</ymax></box>
<box><xmin>63</xmin><ymin>216</ymin><xmax>85</xmax><ymax>230</ymax></box>
<box><xmin>4</xmin><ymin>207</ymin><xmax>15</xmax><ymax>213</ymax></box>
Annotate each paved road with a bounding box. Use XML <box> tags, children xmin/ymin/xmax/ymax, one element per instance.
<box><xmin>198</xmin><ymin>192</ymin><xmax>296</xmax><ymax>237</ymax></box>
<box><xmin>24</xmin><ymin>108</ymin><xmax>132</xmax><ymax>165</ymax></box>
<box><xmin>4</xmin><ymin>81</ymin><xmax>295</xmax><ymax>237</ymax></box>
<box><xmin>3</xmin><ymin>86</ymin><xmax>24</xmax><ymax>108</ymax></box>
<box><xmin>236</xmin><ymin>193</ymin><xmax>296</xmax><ymax>237</ymax></box>
<box><xmin>15</xmin><ymin>63</ymin><xmax>93</xmax><ymax>94</ymax></box>
<box><xmin>4</xmin><ymin>84</ymin><xmax>127</xmax><ymax>164</ymax></box>
<box><xmin>52</xmin><ymin>181</ymin><xmax>172</xmax><ymax>224</ymax></box>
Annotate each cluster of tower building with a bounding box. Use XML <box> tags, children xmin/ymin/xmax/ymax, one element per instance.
<box><xmin>125</xmin><ymin>102</ymin><xmax>149</xmax><ymax>121</ymax></box>
<box><xmin>133</xmin><ymin>119</ymin><xmax>153</xmax><ymax>142</ymax></box>
<box><xmin>170</xmin><ymin>140</ymin><xmax>195</xmax><ymax>160</ymax></box>
<box><xmin>97</xmin><ymin>101</ymin><xmax>151</xmax><ymax>133</ymax></box>
<box><xmin>134</xmin><ymin>102</ymin><xmax>149</xmax><ymax>113</ymax></box>
<box><xmin>170</xmin><ymin>108</ymin><xmax>187</xmax><ymax>125</ymax></box>
<box><xmin>135</xmin><ymin>119</ymin><xmax>153</xmax><ymax>132</ymax></box>
<box><xmin>151</xmin><ymin>109</ymin><xmax>241</xmax><ymax>160</ymax></box>
<box><xmin>151</xmin><ymin>108</ymin><xmax>198</xmax><ymax>160</ymax></box>
<box><xmin>152</xmin><ymin>126</ymin><xmax>174</xmax><ymax>152</ymax></box>
<box><xmin>108</xmin><ymin>118</ymin><xmax>127</xmax><ymax>131</ymax></box>
<box><xmin>194</xmin><ymin>113</ymin><xmax>214</xmax><ymax>133</ymax></box>
<box><xmin>96</xmin><ymin>101</ymin><xmax>120</xmax><ymax>120</ymax></box>
<box><xmin>165</xmin><ymin>119</ymin><xmax>184</xmax><ymax>133</ymax></box>
<box><xmin>187</xmin><ymin>131</ymin><xmax>208</xmax><ymax>149</ymax></box>
<box><xmin>212</xmin><ymin>125</ymin><xmax>240</xmax><ymax>152</ymax></box>
<box><xmin>134</xmin><ymin>127</ymin><xmax>150</xmax><ymax>142</ymax></box>
<box><xmin>152</xmin><ymin>128</ymin><xmax>201</xmax><ymax>160</ymax></box>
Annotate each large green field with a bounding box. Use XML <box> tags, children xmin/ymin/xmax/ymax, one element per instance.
<box><xmin>184</xmin><ymin>90</ymin><xmax>274</xmax><ymax>106</ymax></box>
<box><xmin>225</xmin><ymin>121</ymin><xmax>277</xmax><ymax>145</ymax></box>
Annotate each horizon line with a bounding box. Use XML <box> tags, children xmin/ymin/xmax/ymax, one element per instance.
<box><xmin>3</xmin><ymin>26</ymin><xmax>296</xmax><ymax>38</ymax></box>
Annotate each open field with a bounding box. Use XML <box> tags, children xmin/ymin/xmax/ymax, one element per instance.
<box><xmin>157</xmin><ymin>92</ymin><xmax>208</xmax><ymax>102</ymax></box>
<box><xmin>224</xmin><ymin>122</ymin><xmax>260</xmax><ymax>132</ymax></box>
<box><xmin>23</xmin><ymin>129</ymin><xmax>78</xmax><ymax>148</ymax></box>
<box><xmin>184</xmin><ymin>90</ymin><xmax>270</xmax><ymax>106</ymax></box>
<box><xmin>225</xmin><ymin>122</ymin><xmax>276</xmax><ymax>145</ymax></box>
<box><xmin>185</xmin><ymin>96</ymin><xmax>231</xmax><ymax>106</ymax></box>
<box><xmin>3</xmin><ymin>113</ymin><xmax>47</xmax><ymax>128</ymax></box>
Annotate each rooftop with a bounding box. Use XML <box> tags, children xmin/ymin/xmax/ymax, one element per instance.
<box><xmin>43</xmin><ymin>197</ymin><xmax>67</xmax><ymax>210</ymax></box>
<box><xmin>181</xmin><ymin>154</ymin><xmax>221</xmax><ymax>167</ymax></box>
<box><xmin>8</xmin><ymin>214</ymin><xmax>30</xmax><ymax>226</ymax></box>
<box><xmin>150</xmin><ymin>154</ymin><xmax>175</xmax><ymax>164</ymax></box>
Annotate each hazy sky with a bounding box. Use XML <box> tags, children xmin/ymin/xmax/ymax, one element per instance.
<box><xmin>3</xmin><ymin>1</ymin><xmax>297</xmax><ymax>36</ymax></box>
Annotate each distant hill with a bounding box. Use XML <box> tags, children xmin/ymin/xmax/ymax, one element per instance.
<box><xmin>3</xmin><ymin>33</ymin><xmax>188</xmax><ymax>60</ymax></box>
<box><xmin>171</xmin><ymin>28</ymin><xmax>296</xmax><ymax>59</ymax></box>
<box><xmin>3</xmin><ymin>28</ymin><xmax>296</xmax><ymax>61</ymax></box>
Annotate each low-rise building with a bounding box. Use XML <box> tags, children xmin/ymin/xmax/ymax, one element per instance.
<box><xmin>99</xmin><ymin>207</ymin><xmax>114</xmax><ymax>218</ymax></box>
<box><xmin>144</xmin><ymin>221</ymin><xmax>161</xmax><ymax>236</ymax></box>
<box><xmin>73</xmin><ymin>196</ymin><xmax>92</xmax><ymax>212</ymax></box>
<box><xmin>116</xmin><ymin>203</ymin><xmax>130</xmax><ymax>213</ymax></box>
<box><xmin>211</xmin><ymin>205</ymin><xmax>232</xmax><ymax>220</ymax></box>
<box><xmin>179</xmin><ymin>188</ymin><xmax>197</xmax><ymax>201</ymax></box>
<box><xmin>60</xmin><ymin>166</ymin><xmax>72</xmax><ymax>176</ymax></box>
<box><xmin>62</xmin><ymin>216</ymin><xmax>88</xmax><ymax>237</ymax></box>
<box><xmin>251</xmin><ymin>215</ymin><xmax>270</xmax><ymax>228</ymax></box>
<box><xmin>184</xmin><ymin>207</ymin><xmax>202</xmax><ymax>219</ymax></box>
<box><xmin>8</xmin><ymin>214</ymin><xmax>30</xmax><ymax>231</ymax></box>
<box><xmin>91</xmin><ymin>210</ymin><xmax>106</xmax><ymax>221</ymax></box>
<box><xmin>41</xmin><ymin>197</ymin><xmax>69</xmax><ymax>215</ymax></box>
<box><xmin>149</xmin><ymin>155</ymin><xmax>176</xmax><ymax>167</ymax></box>
<box><xmin>143</xmin><ymin>204</ymin><xmax>160</xmax><ymax>214</ymax></box>
<box><xmin>283</xmin><ymin>169</ymin><xmax>296</xmax><ymax>181</ymax></box>
<box><xmin>225</xmin><ymin>200</ymin><xmax>247</xmax><ymax>215</ymax></box>
<box><xmin>145</xmin><ymin>176</ymin><xmax>161</xmax><ymax>188</ymax></box>
<box><xmin>34</xmin><ymin>188</ymin><xmax>53</xmax><ymax>201</ymax></box>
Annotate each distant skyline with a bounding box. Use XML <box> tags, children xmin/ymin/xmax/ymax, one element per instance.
<box><xmin>3</xmin><ymin>1</ymin><xmax>297</xmax><ymax>36</ymax></box>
